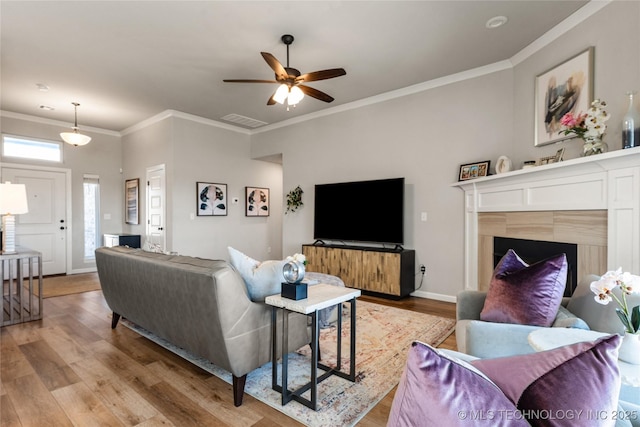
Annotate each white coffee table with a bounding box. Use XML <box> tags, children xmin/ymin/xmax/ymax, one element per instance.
<box><xmin>528</xmin><ymin>328</ymin><xmax>640</xmax><ymax>404</ymax></box>
<box><xmin>266</xmin><ymin>283</ymin><xmax>361</xmax><ymax>410</ymax></box>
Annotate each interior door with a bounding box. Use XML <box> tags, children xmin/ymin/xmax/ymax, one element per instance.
<box><xmin>1</xmin><ymin>167</ymin><xmax>67</xmax><ymax>275</ymax></box>
<box><xmin>146</xmin><ymin>164</ymin><xmax>166</xmax><ymax>251</ymax></box>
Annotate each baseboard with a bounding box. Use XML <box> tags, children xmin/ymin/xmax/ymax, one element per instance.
<box><xmin>68</xmin><ymin>267</ymin><xmax>98</xmax><ymax>275</ymax></box>
<box><xmin>410</xmin><ymin>290</ymin><xmax>457</xmax><ymax>303</ymax></box>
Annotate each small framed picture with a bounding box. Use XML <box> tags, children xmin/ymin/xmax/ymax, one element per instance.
<box><xmin>458</xmin><ymin>160</ymin><xmax>491</xmax><ymax>181</ymax></box>
<box><xmin>125</xmin><ymin>178</ymin><xmax>139</xmax><ymax>225</ymax></box>
<box><xmin>197</xmin><ymin>182</ymin><xmax>227</xmax><ymax>216</ymax></box>
<box><xmin>534</xmin><ymin>47</ymin><xmax>594</xmax><ymax>147</ymax></box>
<box><xmin>245</xmin><ymin>187</ymin><xmax>269</xmax><ymax>216</ymax></box>
<box><xmin>537</xmin><ymin>148</ymin><xmax>566</xmax><ymax>166</ymax></box>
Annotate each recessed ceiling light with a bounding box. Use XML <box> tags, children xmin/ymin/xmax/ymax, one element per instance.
<box><xmin>486</xmin><ymin>16</ymin><xmax>508</xmax><ymax>29</ymax></box>
<box><xmin>36</xmin><ymin>83</ymin><xmax>50</xmax><ymax>92</ymax></box>
<box><xmin>39</xmin><ymin>104</ymin><xmax>55</xmax><ymax>111</ymax></box>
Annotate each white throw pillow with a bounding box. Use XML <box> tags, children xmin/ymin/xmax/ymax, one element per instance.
<box><xmin>227</xmin><ymin>247</ymin><xmax>286</xmax><ymax>302</ymax></box>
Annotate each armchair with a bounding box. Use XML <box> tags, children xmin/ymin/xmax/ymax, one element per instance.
<box><xmin>457</xmin><ymin>274</ymin><xmax>640</xmax><ymax>358</ymax></box>
<box><xmin>455</xmin><ymin>290</ymin><xmax>581</xmax><ymax>358</ymax></box>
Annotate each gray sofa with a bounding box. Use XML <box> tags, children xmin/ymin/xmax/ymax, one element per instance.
<box><xmin>95</xmin><ymin>246</ymin><xmax>310</xmax><ymax>406</ymax></box>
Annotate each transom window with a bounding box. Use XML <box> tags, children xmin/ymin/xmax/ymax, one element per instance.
<box><xmin>2</xmin><ymin>135</ymin><xmax>62</xmax><ymax>162</ymax></box>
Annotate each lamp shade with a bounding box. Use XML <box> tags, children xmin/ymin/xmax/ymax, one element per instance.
<box><xmin>273</xmin><ymin>84</ymin><xmax>289</xmax><ymax>104</ymax></box>
<box><xmin>288</xmin><ymin>86</ymin><xmax>304</xmax><ymax>105</ymax></box>
<box><xmin>0</xmin><ymin>182</ymin><xmax>28</xmax><ymax>215</ymax></box>
<box><xmin>60</xmin><ymin>131</ymin><xmax>91</xmax><ymax>146</ymax></box>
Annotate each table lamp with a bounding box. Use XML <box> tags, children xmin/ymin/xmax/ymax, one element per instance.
<box><xmin>0</xmin><ymin>182</ymin><xmax>29</xmax><ymax>253</ymax></box>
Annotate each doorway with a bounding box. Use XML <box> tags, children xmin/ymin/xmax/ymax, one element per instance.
<box><xmin>1</xmin><ymin>165</ymin><xmax>70</xmax><ymax>275</ymax></box>
<box><xmin>146</xmin><ymin>164</ymin><xmax>166</xmax><ymax>251</ymax></box>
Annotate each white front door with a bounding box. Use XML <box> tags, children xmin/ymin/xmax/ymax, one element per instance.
<box><xmin>1</xmin><ymin>167</ymin><xmax>68</xmax><ymax>275</ymax></box>
<box><xmin>146</xmin><ymin>164</ymin><xmax>166</xmax><ymax>251</ymax></box>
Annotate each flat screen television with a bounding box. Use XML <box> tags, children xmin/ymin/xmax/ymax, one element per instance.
<box><xmin>313</xmin><ymin>177</ymin><xmax>404</xmax><ymax>246</ymax></box>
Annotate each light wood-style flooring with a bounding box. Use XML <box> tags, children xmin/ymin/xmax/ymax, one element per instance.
<box><xmin>1</xmin><ymin>276</ymin><xmax>456</xmax><ymax>427</ymax></box>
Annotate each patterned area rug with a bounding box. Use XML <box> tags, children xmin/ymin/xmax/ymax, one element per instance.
<box><xmin>123</xmin><ymin>300</ymin><xmax>455</xmax><ymax>427</ymax></box>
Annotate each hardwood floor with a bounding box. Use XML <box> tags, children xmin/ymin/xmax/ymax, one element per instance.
<box><xmin>1</xmin><ymin>279</ymin><xmax>456</xmax><ymax>427</ymax></box>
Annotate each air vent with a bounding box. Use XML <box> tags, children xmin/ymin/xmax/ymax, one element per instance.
<box><xmin>221</xmin><ymin>114</ymin><xmax>268</xmax><ymax>128</ymax></box>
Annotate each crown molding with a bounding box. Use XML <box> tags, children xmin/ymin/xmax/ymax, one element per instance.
<box><xmin>0</xmin><ymin>110</ymin><xmax>121</xmax><ymax>137</ymax></box>
<box><xmin>1</xmin><ymin>1</ymin><xmax>612</xmax><ymax>137</ymax></box>
<box><xmin>120</xmin><ymin>110</ymin><xmax>252</xmax><ymax>136</ymax></box>
<box><xmin>510</xmin><ymin>0</ymin><xmax>612</xmax><ymax>66</ymax></box>
<box><xmin>252</xmin><ymin>60</ymin><xmax>513</xmax><ymax>134</ymax></box>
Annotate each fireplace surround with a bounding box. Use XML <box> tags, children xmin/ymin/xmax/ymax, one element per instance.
<box><xmin>454</xmin><ymin>147</ymin><xmax>640</xmax><ymax>291</ymax></box>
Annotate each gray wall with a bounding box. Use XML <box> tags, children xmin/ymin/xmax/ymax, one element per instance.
<box><xmin>2</xmin><ymin>2</ymin><xmax>637</xmax><ymax>298</ymax></box>
<box><xmin>512</xmin><ymin>0</ymin><xmax>640</xmax><ymax>164</ymax></box>
<box><xmin>121</xmin><ymin>114</ymin><xmax>283</xmax><ymax>261</ymax></box>
<box><xmin>251</xmin><ymin>1</ymin><xmax>640</xmax><ymax>300</ymax></box>
<box><xmin>252</xmin><ymin>69</ymin><xmax>514</xmax><ymax>300</ymax></box>
<box><xmin>0</xmin><ymin>115</ymin><xmax>123</xmax><ymax>272</ymax></box>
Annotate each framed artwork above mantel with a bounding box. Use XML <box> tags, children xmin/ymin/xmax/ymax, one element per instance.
<box><xmin>534</xmin><ymin>47</ymin><xmax>594</xmax><ymax>147</ymax></box>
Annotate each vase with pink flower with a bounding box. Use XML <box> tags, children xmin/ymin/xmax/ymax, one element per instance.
<box><xmin>559</xmin><ymin>99</ymin><xmax>610</xmax><ymax>156</ymax></box>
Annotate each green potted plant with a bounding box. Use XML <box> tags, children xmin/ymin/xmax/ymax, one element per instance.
<box><xmin>285</xmin><ymin>186</ymin><xmax>304</xmax><ymax>214</ymax></box>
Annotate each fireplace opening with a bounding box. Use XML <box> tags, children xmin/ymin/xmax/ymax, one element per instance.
<box><xmin>493</xmin><ymin>237</ymin><xmax>578</xmax><ymax>297</ymax></box>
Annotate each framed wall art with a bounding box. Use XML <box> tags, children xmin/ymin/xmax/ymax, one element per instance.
<box><xmin>197</xmin><ymin>182</ymin><xmax>227</xmax><ymax>216</ymax></box>
<box><xmin>458</xmin><ymin>160</ymin><xmax>490</xmax><ymax>181</ymax></box>
<box><xmin>245</xmin><ymin>187</ymin><xmax>269</xmax><ymax>216</ymax></box>
<box><xmin>125</xmin><ymin>178</ymin><xmax>139</xmax><ymax>225</ymax></box>
<box><xmin>534</xmin><ymin>47</ymin><xmax>594</xmax><ymax>147</ymax></box>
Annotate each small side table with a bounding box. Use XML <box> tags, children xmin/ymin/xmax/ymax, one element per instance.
<box><xmin>1</xmin><ymin>247</ymin><xmax>43</xmax><ymax>327</ymax></box>
<box><xmin>266</xmin><ymin>283</ymin><xmax>361</xmax><ymax>410</ymax></box>
<box><xmin>528</xmin><ymin>328</ymin><xmax>640</xmax><ymax>404</ymax></box>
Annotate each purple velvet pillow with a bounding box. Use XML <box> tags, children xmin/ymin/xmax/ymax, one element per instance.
<box><xmin>387</xmin><ymin>341</ymin><xmax>529</xmax><ymax>427</ymax></box>
<box><xmin>480</xmin><ymin>249</ymin><xmax>567</xmax><ymax>326</ymax></box>
<box><xmin>471</xmin><ymin>334</ymin><xmax>621</xmax><ymax>427</ymax></box>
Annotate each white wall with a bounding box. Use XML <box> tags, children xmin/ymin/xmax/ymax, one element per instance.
<box><xmin>0</xmin><ymin>115</ymin><xmax>123</xmax><ymax>272</ymax></box>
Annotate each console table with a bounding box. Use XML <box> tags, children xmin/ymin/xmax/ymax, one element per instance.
<box><xmin>1</xmin><ymin>247</ymin><xmax>43</xmax><ymax>326</ymax></box>
<box><xmin>266</xmin><ymin>284</ymin><xmax>361</xmax><ymax>410</ymax></box>
<box><xmin>302</xmin><ymin>244</ymin><xmax>415</xmax><ymax>298</ymax></box>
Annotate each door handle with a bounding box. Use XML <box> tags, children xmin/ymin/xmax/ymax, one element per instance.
<box><xmin>158</xmin><ymin>227</ymin><xmax>164</xmax><ymax>231</ymax></box>
<box><xmin>60</xmin><ymin>226</ymin><xmax>66</xmax><ymax>230</ymax></box>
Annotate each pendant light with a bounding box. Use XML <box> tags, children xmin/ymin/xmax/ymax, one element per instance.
<box><xmin>60</xmin><ymin>102</ymin><xmax>91</xmax><ymax>146</ymax></box>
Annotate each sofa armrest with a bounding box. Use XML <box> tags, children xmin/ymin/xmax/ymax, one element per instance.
<box><xmin>456</xmin><ymin>319</ymin><xmax>541</xmax><ymax>358</ymax></box>
<box><xmin>456</xmin><ymin>290</ymin><xmax>487</xmax><ymax>321</ymax></box>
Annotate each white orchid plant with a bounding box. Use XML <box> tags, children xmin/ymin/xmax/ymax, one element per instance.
<box><xmin>590</xmin><ymin>268</ymin><xmax>640</xmax><ymax>334</ymax></box>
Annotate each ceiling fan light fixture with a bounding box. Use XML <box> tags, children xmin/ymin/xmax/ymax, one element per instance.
<box><xmin>60</xmin><ymin>102</ymin><xmax>91</xmax><ymax>146</ymax></box>
<box><xmin>273</xmin><ymin>84</ymin><xmax>289</xmax><ymax>104</ymax></box>
<box><xmin>288</xmin><ymin>86</ymin><xmax>304</xmax><ymax>105</ymax></box>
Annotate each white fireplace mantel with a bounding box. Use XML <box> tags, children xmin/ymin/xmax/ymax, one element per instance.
<box><xmin>453</xmin><ymin>147</ymin><xmax>640</xmax><ymax>290</ymax></box>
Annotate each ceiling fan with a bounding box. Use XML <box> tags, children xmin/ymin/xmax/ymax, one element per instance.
<box><xmin>223</xmin><ymin>34</ymin><xmax>346</xmax><ymax>108</ymax></box>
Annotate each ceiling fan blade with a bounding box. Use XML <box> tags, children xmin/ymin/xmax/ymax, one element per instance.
<box><xmin>267</xmin><ymin>93</ymin><xmax>277</xmax><ymax>105</ymax></box>
<box><xmin>298</xmin><ymin>85</ymin><xmax>335</xmax><ymax>103</ymax></box>
<box><xmin>296</xmin><ymin>68</ymin><xmax>346</xmax><ymax>83</ymax></box>
<box><xmin>261</xmin><ymin>52</ymin><xmax>288</xmax><ymax>80</ymax></box>
<box><xmin>223</xmin><ymin>79</ymin><xmax>279</xmax><ymax>84</ymax></box>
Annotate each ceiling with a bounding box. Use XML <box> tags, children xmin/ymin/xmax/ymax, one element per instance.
<box><xmin>0</xmin><ymin>1</ymin><xmax>589</xmax><ymax>133</ymax></box>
